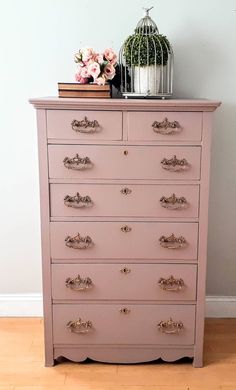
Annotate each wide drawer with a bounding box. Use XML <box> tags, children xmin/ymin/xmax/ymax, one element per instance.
<box><xmin>50</xmin><ymin>222</ymin><xmax>198</xmax><ymax>260</ymax></box>
<box><xmin>47</xmin><ymin>110</ymin><xmax>122</xmax><ymax>140</ymax></box>
<box><xmin>127</xmin><ymin>111</ymin><xmax>202</xmax><ymax>141</ymax></box>
<box><xmin>50</xmin><ymin>183</ymin><xmax>199</xmax><ymax>218</ymax></box>
<box><xmin>52</xmin><ymin>263</ymin><xmax>197</xmax><ymax>301</ymax></box>
<box><xmin>53</xmin><ymin>304</ymin><xmax>195</xmax><ymax>345</ymax></box>
<box><xmin>48</xmin><ymin>145</ymin><xmax>201</xmax><ymax>180</ymax></box>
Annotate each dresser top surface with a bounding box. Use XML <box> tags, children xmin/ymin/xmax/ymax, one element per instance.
<box><xmin>29</xmin><ymin>97</ymin><xmax>221</xmax><ymax>112</ymax></box>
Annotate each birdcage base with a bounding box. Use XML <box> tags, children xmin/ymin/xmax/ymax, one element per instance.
<box><xmin>123</xmin><ymin>92</ymin><xmax>173</xmax><ymax>99</ymax></box>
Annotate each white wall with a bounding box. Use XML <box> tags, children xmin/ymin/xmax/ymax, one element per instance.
<box><xmin>0</xmin><ymin>0</ymin><xmax>235</xmax><ymax>295</ymax></box>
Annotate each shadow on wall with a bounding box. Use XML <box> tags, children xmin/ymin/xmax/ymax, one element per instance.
<box><xmin>171</xmin><ymin>24</ymin><xmax>226</xmax><ymax>99</ymax></box>
<box><xmin>207</xmin><ymin>103</ymin><xmax>236</xmax><ymax>296</ymax></box>
<box><xmin>169</xmin><ymin>21</ymin><xmax>236</xmax><ymax>295</ymax></box>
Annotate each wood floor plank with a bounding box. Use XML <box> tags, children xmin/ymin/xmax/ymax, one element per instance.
<box><xmin>0</xmin><ymin>318</ymin><xmax>236</xmax><ymax>388</ymax></box>
<box><xmin>0</xmin><ymin>387</ymin><xmax>15</xmax><ymax>390</ymax></box>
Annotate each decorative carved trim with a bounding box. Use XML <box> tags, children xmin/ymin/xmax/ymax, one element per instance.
<box><xmin>161</xmin><ymin>155</ymin><xmax>189</xmax><ymax>172</ymax></box>
<box><xmin>65</xmin><ymin>233</ymin><xmax>93</xmax><ymax>249</ymax></box>
<box><xmin>157</xmin><ymin>317</ymin><xmax>184</xmax><ymax>334</ymax></box>
<box><xmin>152</xmin><ymin>117</ymin><xmax>181</xmax><ymax>135</ymax></box>
<box><xmin>66</xmin><ymin>318</ymin><xmax>92</xmax><ymax>334</ymax></box>
<box><xmin>160</xmin><ymin>193</ymin><xmax>188</xmax><ymax>210</ymax></box>
<box><xmin>159</xmin><ymin>233</ymin><xmax>187</xmax><ymax>249</ymax></box>
<box><xmin>54</xmin><ymin>346</ymin><xmax>194</xmax><ymax>364</ymax></box>
<box><xmin>65</xmin><ymin>274</ymin><xmax>93</xmax><ymax>291</ymax></box>
<box><xmin>71</xmin><ymin>116</ymin><xmax>100</xmax><ymax>133</ymax></box>
<box><xmin>64</xmin><ymin>193</ymin><xmax>93</xmax><ymax>208</ymax></box>
<box><xmin>63</xmin><ymin>154</ymin><xmax>93</xmax><ymax>170</ymax></box>
<box><xmin>158</xmin><ymin>275</ymin><xmax>185</xmax><ymax>291</ymax></box>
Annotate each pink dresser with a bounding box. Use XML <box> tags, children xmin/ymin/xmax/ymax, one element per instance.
<box><xmin>30</xmin><ymin>97</ymin><xmax>220</xmax><ymax>367</ymax></box>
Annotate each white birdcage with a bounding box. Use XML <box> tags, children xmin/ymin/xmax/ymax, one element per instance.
<box><xmin>119</xmin><ymin>7</ymin><xmax>173</xmax><ymax>98</ymax></box>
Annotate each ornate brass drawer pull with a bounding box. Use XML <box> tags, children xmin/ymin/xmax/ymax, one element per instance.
<box><xmin>152</xmin><ymin>118</ymin><xmax>181</xmax><ymax>135</ymax></box>
<box><xmin>120</xmin><ymin>308</ymin><xmax>131</xmax><ymax>314</ymax></box>
<box><xmin>160</xmin><ymin>193</ymin><xmax>188</xmax><ymax>210</ymax></box>
<box><xmin>159</xmin><ymin>233</ymin><xmax>187</xmax><ymax>249</ymax></box>
<box><xmin>63</xmin><ymin>154</ymin><xmax>93</xmax><ymax>170</ymax></box>
<box><xmin>71</xmin><ymin>116</ymin><xmax>100</xmax><ymax>133</ymax></box>
<box><xmin>120</xmin><ymin>187</ymin><xmax>132</xmax><ymax>195</ymax></box>
<box><xmin>121</xmin><ymin>225</ymin><xmax>132</xmax><ymax>233</ymax></box>
<box><xmin>120</xmin><ymin>267</ymin><xmax>131</xmax><ymax>274</ymax></box>
<box><xmin>157</xmin><ymin>317</ymin><xmax>184</xmax><ymax>334</ymax></box>
<box><xmin>65</xmin><ymin>274</ymin><xmax>93</xmax><ymax>291</ymax></box>
<box><xmin>65</xmin><ymin>233</ymin><xmax>93</xmax><ymax>249</ymax></box>
<box><xmin>64</xmin><ymin>192</ymin><xmax>93</xmax><ymax>208</ymax></box>
<box><xmin>158</xmin><ymin>275</ymin><xmax>185</xmax><ymax>291</ymax></box>
<box><xmin>161</xmin><ymin>155</ymin><xmax>189</xmax><ymax>172</ymax></box>
<box><xmin>66</xmin><ymin>318</ymin><xmax>92</xmax><ymax>334</ymax></box>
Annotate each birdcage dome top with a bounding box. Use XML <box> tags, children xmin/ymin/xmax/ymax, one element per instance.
<box><xmin>135</xmin><ymin>7</ymin><xmax>159</xmax><ymax>35</ymax></box>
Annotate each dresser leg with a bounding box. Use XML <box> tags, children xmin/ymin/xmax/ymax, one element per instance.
<box><xmin>193</xmin><ymin>355</ymin><xmax>203</xmax><ymax>368</ymax></box>
<box><xmin>45</xmin><ymin>356</ymin><xmax>55</xmax><ymax>367</ymax></box>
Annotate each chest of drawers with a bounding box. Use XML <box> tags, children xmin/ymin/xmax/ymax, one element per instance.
<box><xmin>30</xmin><ymin>97</ymin><xmax>220</xmax><ymax>367</ymax></box>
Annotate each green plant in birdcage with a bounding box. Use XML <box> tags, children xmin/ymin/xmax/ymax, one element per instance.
<box><xmin>119</xmin><ymin>6</ymin><xmax>174</xmax><ymax>97</ymax></box>
<box><xmin>123</xmin><ymin>33</ymin><xmax>171</xmax><ymax>67</ymax></box>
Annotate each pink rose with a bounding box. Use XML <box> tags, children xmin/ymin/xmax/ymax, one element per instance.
<box><xmin>75</xmin><ymin>72</ymin><xmax>88</xmax><ymax>84</ymax></box>
<box><xmin>80</xmin><ymin>66</ymin><xmax>90</xmax><ymax>79</ymax></box>
<box><xmin>103</xmin><ymin>63</ymin><xmax>116</xmax><ymax>80</ymax></box>
<box><xmin>81</xmin><ymin>47</ymin><xmax>95</xmax><ymax>63</ymax></box>
<box><xmin>94</xmin><ymin>53</ymin><xmax>104</xmax><ymax>65</ymax></box>
<box><xmin>110</xmin><ymin>55</ymin><xmax>117</xmax><ymax>65</ymax></box>
<box><xmin>95</xmin><ymin>76</ymin><xmax>106</xmax><ymax>85</ymax></box>
<box><xmin>83</xmin><ymin>58</ymin><xmax>94</xmax><ymax>66</ymax></box>
<box><xmin>104</xmin><ymin>48</ymin><xmax>117</xmax><ymax>65</ymax></box>
<box><xmin>87</xmin><ymin>62</ymin><xmax>101</xmax><ymax>80</ymax></box>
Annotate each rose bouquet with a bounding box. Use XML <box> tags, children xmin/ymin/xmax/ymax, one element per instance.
<box><xmin>74</xmin><ymin>47</ymin><xmax>117</xmax><ymax>85</ymax></box>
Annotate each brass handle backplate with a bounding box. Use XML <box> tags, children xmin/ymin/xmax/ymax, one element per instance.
<box><xmin>63</xmin><ymin>154</ymin><xmax>93</xmax><ymax>170</ymax></box>
<box><xmin>65</xmin><ymin>274</ymin><xmax>93</xmax><ymax>291</ymax></box>
<box><xmin>66</xmin><ymin>318</ymin><xmax>92</xmax><ymax>333</ymax></box>
<box><xmin>157</xmin><ymin>317</ymin><xmax>184</xmax><ymax>334</ymax></box>
<box><xmin>71</xmin><ymin>116</ymin><xmax>100</xmax><ymax>133</ymax></box>
<box><xmin>159</xmin><ymin>193</ymin><xmax>188</xmax><ymax>210</ymax></box>
<box><xmin>161</xmin><ymin>155</ymin><xmax>189</xmax><ymax>172</ymax></box>
<box><xmin>158</xmin><ymin>275</ymin><xmax>185</xmax><ymax>291</ymax></box>
<box><xmin>64</xmin><ymin>192</ymin><xmax>93</xmax><ymax>208</ymax></box>
<box><xmin>65</xmin><ymin>233</ymin><xmax>93</xmax><ymax>249</ymax></box>
<box><xmin>159</xmin><ymin>233</ymin><xmax>187</xmax><ymax>249</ymax></box>
<box><xmin>152</xmin><ymin>117</ymin><xmax>181</xmax><ymax>135</ymax></box>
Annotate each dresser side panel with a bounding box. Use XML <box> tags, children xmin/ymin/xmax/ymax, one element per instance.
<box><xmin>194</xmin><ymin>112</ymin><xmax>213</xmax><ymax>367</ymax></box>
<box><xmin>36</xmin><ymin>109</ymin><xmax>54</xmax><ymax>366</ymax></box>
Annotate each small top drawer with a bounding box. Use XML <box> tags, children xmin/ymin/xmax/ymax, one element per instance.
<box><xmin>127</xmin><ymin>112</ymin><xmax>202</xmax><ymax>142</ymax></box>
<box><xmin>47</xmin><ymin>110</ymin><xmax>122</xmax><ymax>140</ymax></box>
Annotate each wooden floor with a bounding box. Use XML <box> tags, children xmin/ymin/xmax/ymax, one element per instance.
<box><xmin>0</xmin><ymin>318</ymin><xmax>236</xmax><ymax>390</ymax></box>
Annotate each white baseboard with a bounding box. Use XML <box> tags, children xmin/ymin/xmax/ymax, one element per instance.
<box><xmin>0</xmin><ymin>294</ymin><xmax>236</xmax><ymax>317</ymax></box>
<box><xmin>205</xmin><ymin>296</ymin><xmax>236</xmax><ymax>318</ymax></box>
<box><xmin>0</xmin><ymin>294</ymin><xmax>43</xmax><ymax>317</ymax></box>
